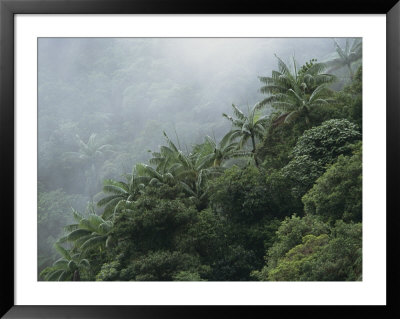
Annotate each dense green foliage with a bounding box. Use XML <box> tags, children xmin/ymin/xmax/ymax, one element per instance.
<box><xmin>252</xmin><ymin>218</ymin><xmax>361</xmax><ymax>281</ymax></box>
<box><xmin>303</xmin><ymin>143</ymin><xmax>362</xmax><ymax>223</ymax></box>
<box><xmin>39</xmin><ymin>41</ymin><xmax>363</xmax><ymax>282</ymax></box>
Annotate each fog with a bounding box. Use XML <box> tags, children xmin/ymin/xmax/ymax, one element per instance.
<box><xmin>38</xmin><ymin>38</ymin><xmax>343</xmax><ymax>192</ymax></box>
<box><xmin>37</xmin><ymin>37</ymin><xmax>351</xmax><ymax>271</ymax></box>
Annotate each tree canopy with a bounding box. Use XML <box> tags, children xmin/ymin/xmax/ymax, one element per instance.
<box><xmin>39</xmin><ymin>39</ymin><xmax>363</xmax><ymax>282</ymax></box>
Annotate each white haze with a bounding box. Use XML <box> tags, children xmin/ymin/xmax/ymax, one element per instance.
<box><xmin>38</xmin><ymin>37</ymin><xmax>346</xmax><ymax>194</ymax></box>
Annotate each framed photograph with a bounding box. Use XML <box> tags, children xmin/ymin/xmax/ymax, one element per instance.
<box><xmin>1</xmin><ymin>0</ymin><xmax>399</xmax><ymax>317</ymax></box>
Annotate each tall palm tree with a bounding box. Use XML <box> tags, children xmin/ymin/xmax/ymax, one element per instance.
<box><xmin>97</xmin><ymin>168</ymin><xmax>146</xmax><ymax>220</ymax></box>
<box><xmin>40</xmin><ymin>242</ymin><xmax>90</xmax><ymax>281</ymax></box>
<box><xmin>223</xmin><ymin>103</ymin><xmax>268</xmax><ymax>167</ymax></box>
<box><xmin>326</xmin><ymin>38</ymin><xmax>362</xmax><ymax>79</ymax></box>
<box><xmin>259</xmin><ymin>55</ymin><xmax>335</xmax><ymax>107</ymax></box>
<box><xmin>258</xmin><ymin>56</ymin><xmax>335</xmax><ymax>126</ymax></box>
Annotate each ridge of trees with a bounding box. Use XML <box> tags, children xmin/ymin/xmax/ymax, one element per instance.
<box><xmin>39</xmin><ymin>49</ymin><xmax>363</xmax><ymax>281</ymax></box>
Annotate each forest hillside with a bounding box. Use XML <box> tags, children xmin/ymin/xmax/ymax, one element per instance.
<box><xmin>38</xmin><ymin>38</ymin><xmax>362</xmax><ymax>281</ymax></box>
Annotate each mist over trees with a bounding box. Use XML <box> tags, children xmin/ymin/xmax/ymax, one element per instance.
<box><xmin>38</xmin><ymin>38</ymin><xmax>362</xmax><ymax>281</ymax></box>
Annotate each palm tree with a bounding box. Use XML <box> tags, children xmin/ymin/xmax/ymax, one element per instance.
<box><xmin>40</xmin><ymin>242</ymin><xmax>90</xmax><ymax>281</ymax></box>
<box><xmin>195</xmin><ymin>132</ymin><xmax>251</xmax><ymax>168</ymax></box>
<box><xmin>148</xmin><ymin>131</ymin><xmax>181</xmax><ymax>173</ymax></box>
<box><xmin>259</xmin><ymin>55</ymin><xmax>335</xmax><ymax>107</ymax></box>
<box><xmin>58</xmin><ymin>207</ymin><xmax>113</xmax><ymax>253</ymax></box>
<box><xmin>147</xmin><ymin>131</ymin><xmax>205</xmax><ymax>188</ymax></box>
<box><xmin>269</xmin><ymin>83</ymin><xmax>334</xmax><ymax>126</ymax></box>
<box><xmin>223</xmin><ymin>103</ymin><xmax>268</xmax><ymax>167</ymax></box>
<box><xmin>258</xmin><ymin>56</ymin><xmax>335</xmax><ymax>127</ymax></box>
<box><xmin>326</xmin><ymin>38</ymin><xmax>362</xmax><ymax>79</ymax></box>
<box><xmin>179</xmin><ymin>169</ymin><xmax>213</xmax><ymax>210</ymax></box>
<box><xmin>63</xmin><ymin>133</ymin><xmax>113</xmax><ymax>197</ymax></box>
<box><xmin>97</xmin><ymin>168</ymin><xmax>146</xmax><ymax>220</ymax></box>
<box><xmin>145</xmin><ymin>131</ymin><xmax>223</xmax><ymax>200</ymax></box>
<box><xmin>129</xmin><ymin>132</ymin><xmax>185</xmax><ymax>189</ymax></box>
<box><xmin>135</xmin><ymin>162</ymin><xmax>177</xmax><ymax>187</ymax></box>
<box><xmin>64</xmin><ymin>133</ymin><xmax>113</xmax><ymax>163</ymax></box>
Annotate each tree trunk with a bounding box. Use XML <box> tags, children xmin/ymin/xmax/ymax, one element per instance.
<box><xmin>251</xmin><ymin>134</ymin><xmax>259</xmax><ymax>167</ymax></box>
<box><xmin>347</xmin><ymin>63</ymin><xmax>354</xmax><ymax>80</ymax></box>
<box><xmin>73</xmin><ymin>270</ymin><xmax>81</xmax><ymax>281</ymax></box>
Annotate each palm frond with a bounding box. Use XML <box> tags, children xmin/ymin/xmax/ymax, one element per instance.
<box><xmin>62</xmin><ymin>228</ymin><xmax>91</xmax><ymax>242</ymax></box>
<box><xmin>180</xmin><ymin>181</ymin><xmax>196</xmax><ymax>196</ymax></box>
<box><xmin>222</xmin><ymin>113</ymin><xmax>234</xmax><ymax>123</ymax></box>
<box><xmin>334</xmin><ymin>39</ymin><xmax>347</xmax><ymax>60</ymax></box>
<box><xmin>71</xmin><ymin>208</ymin><xmax>84</xmax><ymax>223</ymax></box>
<box><xmin>309</xmin><ymin>84</ymin><xmax>328</xmax><ymax>103</ymax></box>
<box><xmin>54</xmin><ymin>242</ymin><xmax>71</xmax><ymax>261</ymax></box>
<box><xmin>163</xmin><ymin>131</ymin><xmax>179</xmax><ymax>153</ymax></box>
<box><xmin>80</xmin><ymin>235</ymin><xmax>107</xmax><ymax>251</ymax></box>
<box><xmin>284</xmin><ymin>111</ymin><xmax>301</xmax><ymax>124</ymax></box>
<box><xmin>231</xmin><ymin>104</ymin><xmax>246</xmax><ymax>120</ymax></box>
<box><xmin>53</xmin><ymin>258</ymin><xmax>69</xmax><ymax>268</ymax></box>
<box><xmin>45</xmin><ymin>269</ymin><xmax>65</xmax><ymax>281</ymax></box>
<box><xmin>97</xmin><ymin>194</ymin><xmax>124</xmax><ymax>207</ymax></box>
<box><xmin>101</xmin><ymin>197</ymin><xmax>124</xmax><ymax>220</ymax></box>
<box><xmin>63</xmin><ymin>223</ymin><xmax>79</xmax><ymax>233</ymax></box>
<box><xmin>78</xmin><ymin>218</ymin><xmax>98</xmax><ymax>233</ymax></box>
<box><xmin>102</xmin><ymin>179</ymin><xmax>129</xmax><ymax>194</ymax></box>
<box><xmin>286</xmin><ymin>89</ymin><xmax>303</xmax><ymax>103</ymax></box>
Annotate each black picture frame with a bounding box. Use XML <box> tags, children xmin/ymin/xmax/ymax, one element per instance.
<box><xmin>1</xmin><ymin>0</ymin><xmax>399</xmax><ymax>318</ymax></box>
